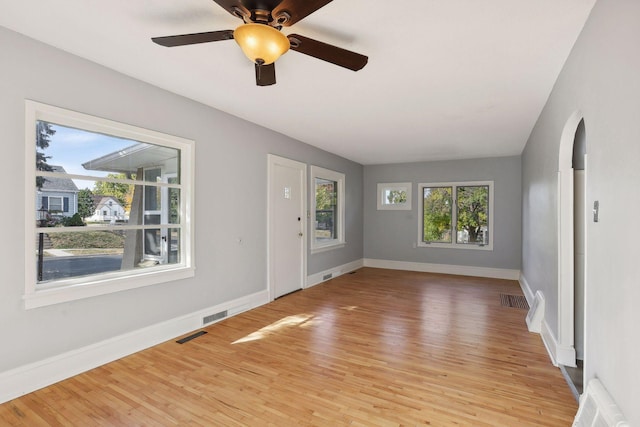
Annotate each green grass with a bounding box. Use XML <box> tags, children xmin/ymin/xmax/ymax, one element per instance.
<box><xmin>48</xmin><ymin>231</ymin><xmax>125</xmax><ymax>249</ymax></box>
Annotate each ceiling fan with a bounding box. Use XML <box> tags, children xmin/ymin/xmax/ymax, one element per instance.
<box><xmin>152</xmin><ymin>0</ymin><xmax>368</xmax><ymax>86</ymax></box>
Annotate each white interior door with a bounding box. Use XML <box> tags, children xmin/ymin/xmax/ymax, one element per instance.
<box><xmin>268</xmin><ymin>155</ymin><xmax>306</xmax><ymax>299</ymax></box>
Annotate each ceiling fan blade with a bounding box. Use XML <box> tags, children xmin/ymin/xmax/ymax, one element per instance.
<box><xmin>255</xmin><ymin>62</ymin><xmax>276</xmax><ymax>86</ymax></box>
<box><xmin>288</xmin><ymin>34</ymin><xmax>367</xmax><ymax>71</ymax></box>
<box><xmin>152</xmin><ymin>30</ymin><xmax>234</xmax><ymax>47</ymax></box>
<box><xmin>273</xmin><ymin>0</ymin><xmax>332</xmax><ymax>26</ymax></box>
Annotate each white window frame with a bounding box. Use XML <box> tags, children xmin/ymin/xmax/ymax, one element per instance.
<box><xmin>310</xmin><ymin>165</ymin><xmax>345</xmax><ymax>253</ymax></box>
<box><xmin>24</xmin><ymin>100</ymin><xmax>195</xmax><ymax>309</ymax></box>
<box><xmin>377</xmin><ymin>182</ymin><xmax>412</xmax><ymax>210</ymax></box>
<box><xmin>417</xmin><ymin>180</ymin><xmax>494</xmax><ymax>251</ymax></box>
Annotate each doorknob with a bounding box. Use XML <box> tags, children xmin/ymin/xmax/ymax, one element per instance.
<box><xmin>298</xmin><ymin>232</ymin><xmax>303</xmax><ymax>237</ymax></box>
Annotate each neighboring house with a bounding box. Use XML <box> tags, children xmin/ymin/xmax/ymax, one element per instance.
<box><xmin>87</xmin><ymin>195</ymin><xmax>127</xmax><ymax>223</ymax></box>
<box><xmin>36</xmin><ymin>165</ymin><xmax>78</xmax><ymax>218</ymax></box>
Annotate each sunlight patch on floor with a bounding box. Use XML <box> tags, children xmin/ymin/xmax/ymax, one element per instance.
<box><xmin>232</xmin><ymin>314</ymin><xmax>316</xmax><ymax>344</ymax></box>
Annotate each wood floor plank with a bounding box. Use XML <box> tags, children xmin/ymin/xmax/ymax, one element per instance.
<box><xmin>0</xmin><ymin>268</ymin><xmax>577</xmax><ymax>425</ymax></box>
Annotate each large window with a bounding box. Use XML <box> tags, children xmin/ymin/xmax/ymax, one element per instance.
<box><xmin>26</xmin><ymin>101</ymin><xmax>194</xmax><ymax>308</ymax></box>
<box><xmin>310</xmin><ymin>166</ymin><xmax>345</xmax><ymax>252</ymax></box>
<box><xmin>418</xmin><ymin>181</ymin><xmax>493</xmax><ymax>250</ymax></box>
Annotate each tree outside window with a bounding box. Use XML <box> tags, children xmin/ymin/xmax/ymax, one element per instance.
<box><xmin>310</xmin><ymin>165</ymin><xmax>345</xmax><ymax>252</ymax></box>
<box><xmin>422</xmin><ymin>187</ymin><xmax>452</xmax><ymax>243</ymax></box>
<box><xmin>420</xmin><ymin>181</ymin><xmax>492</xmax><ymax>249</ymax></box>
<box><xmin>315</xmin><ymin>178</ymin><xmax>337</xmax><ymax>241</ymax></box>
<box><xmin>456</xmin><ymin>186</ymin><xmax>489</xmax><ymax>244</ymax></box>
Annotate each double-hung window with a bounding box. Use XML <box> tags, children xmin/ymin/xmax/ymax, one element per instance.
<box><xmin>26</xmin><ymin>101</ymin><xmax>194</xmax><ymax>309</ymax></box>
<box><xmin>418</xmin><ymin>181</ymin><xmax>493</xmax><ymax>250</ymax></box>
<box><xmin>310</xmin><ymin>165</ymin><xmax>345</xmax><ymax>252</ymax></box>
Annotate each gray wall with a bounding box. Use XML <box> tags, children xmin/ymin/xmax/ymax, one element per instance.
<box><xmin>364</xmin><ymin>156</ymin><xmax>521</xmax><ymax>270</ymax></box>
<box><xmin>521</xmin><ymin>0</ymin><xmax>640</xmax><ymax>424</ymax></box>
<box><xmin>0</xmin><ymin>26</ymin><xmax>362</xmax><ymax>373</ymax></box>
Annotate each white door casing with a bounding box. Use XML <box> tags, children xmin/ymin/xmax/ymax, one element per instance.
<box><xmin>267</xmin><ymin>155</ymin><xmax>307</xmax><ymax>299</ymax></box>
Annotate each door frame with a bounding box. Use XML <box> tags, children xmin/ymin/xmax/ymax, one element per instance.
<box><xmin>267</xmin><ymin>154</ymin><xmax>307</xmax><ymax>301</ymax></box>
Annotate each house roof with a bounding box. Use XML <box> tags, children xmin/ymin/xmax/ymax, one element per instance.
<box><xmin>41</xmin><ymin>165</ymin><xmax>79</xmax><ymax>193</ymax></box>
<box><xmin>82</xmin><ymin>143</ymin><xmax>178</xmax><ymax>175</ymax></box>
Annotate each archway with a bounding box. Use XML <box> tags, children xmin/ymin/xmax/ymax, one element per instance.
<box><xmin>557</xmin><ymin>111</ymin><xmax>584</xmax><ymax>368</ymax></box>
<box><xmin>557</xmin><ymin>110</ymin><xmax>588</xmax><ymax>399</ymax></box>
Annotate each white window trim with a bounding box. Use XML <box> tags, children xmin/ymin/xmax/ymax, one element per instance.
<box><xmin>310</xmin><ymin>165</ymin><xmax>345</xmax><ymax>253</ymax></box>
<box><xmin>417</xmin><ymin>180</ymin><xmax>494</xmax><ymax>251</ymax></box>
<box><xmin>24</xmin><ymin>100</ymin><xmax>195</xmax><ymax>309</ymax></box>
<box><xmin>377</xmin><ymin>182</ymin><xmax>412</xmax><ymax>210</ymax></box>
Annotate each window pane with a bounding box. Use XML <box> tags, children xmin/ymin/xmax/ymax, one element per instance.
<box><xmin>33</xmin><ymin>118</ymin><xmax>185</xmax><ymax>288</ymax></box>
<box><xmin>36</xmin><ymin>229</ymin><xmax>125</xmax><ymax>282</ymax></box>
<box><xmin>168</xmin><ymin>228</ymin><xmax>180</xmax><ymax>264</ymax></box>
<box><xmin>144</xmin><ymin>187</ymin><xmax>161</xmax><ymax>212</ymax></box>
<box><xmin>456</xmin><ymin>186</ymin><xmax>489</xmax><ymax>245</ymax></box>
<box><xmin>35</xmin><ymin>228</ymin><xmax>181</xmax><ymax>283</ymax></box>
<box><xmin>144</xmin><ymin>229</ymin><xmax>162</xmax><ymax>256</ymax></box>
<box><xmin>384</xmin><ymin>189</ymin><xmax>407</xmax><ymax>205</ymax></box>
<box><xmin>35</xmin><ymin>181</ymin><xmax>180</xmax><ymax>227</ymax></box>
<box><xmin>35</xmin><ymin>122</ymin><xmax>179</xmax><ymax>182</ymax></box>
<box><xmin>169</xmin><ymin>188</ymin><xmax>180</xmax><ymax>224</ymax></box>
<box><xmin>144</xmin><ymin>168</ymin><xmax>162</xmax><ymax>183</ymax></box>
<box><xmin>422</xmin><ymin>187</ymin><xmax>452</xmax><ymax>243</ymax></box>
<box><xmin>315</xmin><ymin>178</ymin><xmax>337</xmax><ymax>242</ymax></box>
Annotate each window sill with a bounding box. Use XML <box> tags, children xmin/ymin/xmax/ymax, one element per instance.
<box><xmin>24</xmin><ymin>266</ymin><xmax>195</xmax><ymax>309</ymax></box>
<box><xmin>311</xmin><ymin>242</ymin><xmax>346</xmax><ymax>254</ymax></box>
<box><xmin>417</xmin><ymin>242</ymin><xmax>493</xmax><ymax>251</ymax></box>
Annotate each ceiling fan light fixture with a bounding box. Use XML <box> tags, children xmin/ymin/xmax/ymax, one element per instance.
<box><xmin>234</xmin><ymin>23</ymin><xmax>290</xmax><ymax>65</ymax></box>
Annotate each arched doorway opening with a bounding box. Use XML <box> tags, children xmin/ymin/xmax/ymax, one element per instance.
<box><xmin>558</xmin><ymin>112</ymin><xmax>587</xmax><ymax>396</ymax></box>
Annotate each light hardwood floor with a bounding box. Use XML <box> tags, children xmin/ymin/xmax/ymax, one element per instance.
<box><xmin>1</xmin><ymin>268</ymin><xmax>577</xmax><ymax>426</ymax></box>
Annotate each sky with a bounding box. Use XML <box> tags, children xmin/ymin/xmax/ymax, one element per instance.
<box><xmin>42</xmin><ymin>123</ymin><xmax>138</xmax><ymax>189</ymax></box>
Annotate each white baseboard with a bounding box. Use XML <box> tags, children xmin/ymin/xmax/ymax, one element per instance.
<box><xmin>363</xmin><ymin>258</ymin><xmax>520</xmax><ymax>280</ymax></box>
<box><xmin>556</xmin><ymin>344</ymin><xmax>577</xmax><ymax>368</ymax></box>
<box><xmin>541</xmin><ymin>319</ymin><xmax>576</xmax><ymax>367</ymax></box>
<box><xmin>541</xmin><ymin>319</ymin><xmax>559</xmax><ymax>366</ymax></box>
<box><xmin>306</xmin><ymin>259</ymin><xmax>364</xmax><ymax>288</ymax></box>
<box><xmin>0</xmin><ymin>290</ymin><xmax>269</xmax><ymax>404</ymax></box>
<box><xmin>519</xmin><ymin>274</ymin><xmax>576</xmax><ymax>367</ymax></box>
<box><xmin>518</xmin><ymin>273</ymin><xmax>535</xmax><ymax>306</ymax></box>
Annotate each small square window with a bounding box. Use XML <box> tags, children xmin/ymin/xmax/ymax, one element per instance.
<box><xmin>377</xmin><ymin>182</ymin><xmax>412</xmax><ymax>210</ymax></box>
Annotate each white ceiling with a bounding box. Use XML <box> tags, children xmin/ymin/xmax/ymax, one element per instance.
<box><xmin>1</xmin><ymin>0</ymin><xmax>595</xmax><ymax>165</ymax></box>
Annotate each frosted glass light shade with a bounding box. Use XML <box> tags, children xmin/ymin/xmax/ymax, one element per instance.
<box><xmin>234</xmin><ymin>23</ymin><xmax>290</xmax><ymax>65</ymax></box>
